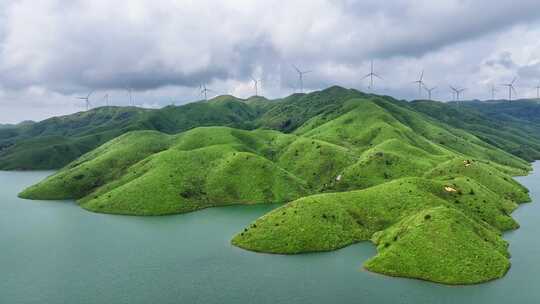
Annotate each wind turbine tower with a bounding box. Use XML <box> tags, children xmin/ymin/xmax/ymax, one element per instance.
<box><xmin>424</xmin><ymin>86</ymin><xmax>437</xmax><ymax>100</ymax></box>
<box><xmin>450</xmin><ymin>86</ymin><xmax>457</xmax><ymax>101</ymax></box>
<box><xmin>457</xmin><ymin>88</ymin><xmax>466</xmax><ymax>101</ymax></box>
<box><xmin>77</xmin><ymin>91</ymin><xmax>94</xmax><ymax>111</ymax></box>
<box><xmin>413</xmin><ymin>70</ymin><xmax>425</xmax><ymax>97</ymax></box>
<box><xmin>292</xmin><ymin>65</ymin><xmax>312</xmax><ymax>93</ymax></box>
<box><xmin>535</xmin><ymin>82</ymin><xmax>540</xmax><ymax>99</ymax></box>
<box><xmin>450</xmin><ymin>86</ymin><xmax>465</xmax><ymax>101</ymax></box>
<box><xmin>103</xmin><ymin>93</ymin><xmax>109</xmax><ymax>106</ymax></box>
<box><xmin>490</xmin><ymin>85</ymin><xmax>498</xmax><ymax>100</ymax></box>
<box><xmin>200</xmin><ymin>84</ymin><xmax>214</xmax><ymax>100</ymax></box>
<box><xmin>126</xmin><ymin>88</ymin><xmax>134</xmax><ymax>106</ymax></box>
<box><xmin>501</xmin><ymin>77</ymin><xmax>517</xmax><ymax>101</ymax></box>
<box><xmin>362</xmin><ymin>60</ymin><xmax>382</xmax><ymax>90</ymax></box>
<box><xmin>251</xmin><ymin>77</ymin><xmax>261</xmax><ymax>96</ymax></box>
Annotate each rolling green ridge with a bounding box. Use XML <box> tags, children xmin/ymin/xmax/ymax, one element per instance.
<box><xmin>17</xmin><ymin>86</ymin><xmax>536</xmax><ymax>285</ymax></box>
<box><xmin>0</xmin><ymin>97</ymin><xmax>266</xmax><ymax>170</ymax></box>
<box><xmin>411</xmin><ymin>99</ymin><xmax>540</xmax><ymax>161</ymax></box>
<box><xmin>3</xmin><ymin>87</ymin><xmax>540</xmax><ymax>170</ymax></box>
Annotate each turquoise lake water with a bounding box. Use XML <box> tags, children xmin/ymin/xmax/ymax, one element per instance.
<box><xmin>1</xmin><ymin>162</ymin><xmax>539</xmax><ymax>303</ymax></box>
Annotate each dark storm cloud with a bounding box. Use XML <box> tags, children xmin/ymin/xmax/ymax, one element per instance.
<box><xmin>2</xmin><ymin>0</ymin><xmax>540</xmax><ymax>93</ymax></box>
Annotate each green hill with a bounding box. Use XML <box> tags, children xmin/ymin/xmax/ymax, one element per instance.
<box><xmin>411</xmin><ymin>99</ymin><xmax>540</xmax><ymax>161</ymax></box>
<box><xmin>20</xmin><ymin>127</ymin><xmax>309</xmax><ymax>215</ymax></box>
<box><xmin>3</xmin><ymin>87</ymin><xmax>540</xmax><ymax>170</ymax></box>
<box><xmin>232</xmin><ymin>171</ymin><xmax>524</xmax><ymax>252</ymax></box>
<box><xmin>364</xmin><ymin>206</ymin><xmax>510</xmax><ymax>285</ymax></box>
<box><xmin>0</xmin><ymin>97</ymin><xmax>268</xmax><ymax>170</ymax></box>
<box><xmin>16</xmin><ymin>86</ymin><xmax>537</xmax><ymax>285</ymax></box>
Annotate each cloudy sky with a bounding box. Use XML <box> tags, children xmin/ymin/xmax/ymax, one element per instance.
<box><xmin>1</xmin><ymin>0</ymin><xmax>540</xmax><ymax>123</ymax></box>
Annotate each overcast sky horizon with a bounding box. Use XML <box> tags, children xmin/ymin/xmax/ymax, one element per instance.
<box><xmin>2</xmin><ymin>0</ymin><xmax>540</xmax><ymax>124</ymax></box>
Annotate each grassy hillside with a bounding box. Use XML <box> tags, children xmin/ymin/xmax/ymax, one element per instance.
<box><xmin>20</xmin><ymin>127</ymin><xmax>310</xmax><ymax>215</ymax></box>
<box><xmin>232</xmin><ymin>171</ymin><xmax>524</xmax><ymax>253</ymax></box>
<box><xmin>3</xmin><ymin>87</ymin><xmax>539</xmax><ymax>170</ymax></box>
<box><xmin>411</xmin><ymin>99</ymin><xmax>540</xmax><ymax>161</ymax></box>
<box><xmin>0</xmin><ymin>97</ymin><xmax>268</xmax><ymax>170</ymax></box>
<box><xmin>17</xmin><ymin>86</ymin><xmax>537</xmax><ymax>285</ymax></box>
<box><xmin>364</xmin><ymin>206</ymin><xmax>510</xmax><ymax>285</ymax></box>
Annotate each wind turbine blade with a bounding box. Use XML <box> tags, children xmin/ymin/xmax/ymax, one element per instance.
<box><xmin>512</xmin><ymin>86</ymin><xmax>517</xmax><ymax>94</ymax></box>
<box><xmin>362</xmin><ymin>74</ymin><xmax>372</xmax><ymax>80</ymax></box>
<box><xmin>373</xmin><ymin>73</ymin><xmax>383</xmax><ymax>80</ymax></box>
<box><xmin>419</xmin><ymin>70</ymin><xmax>424</xmax><ymax>81</ymax></box>
<box><xmin>291</xmin><ymin>64</ymin><xmax>300</xmax><ymax>73</ymax></box>
<box><xmin>511</xmin><ymin>77</ymin><xmax>517</xmax><ymax>84</ymax></box>
<box><xmin>303</xmin><ymin>70</ymin><xmax>313</xmax><ymax>74</ymax></box>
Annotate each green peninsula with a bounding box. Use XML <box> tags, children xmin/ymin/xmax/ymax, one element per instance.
<box><xmin>20</xmin><ymin>87</ymin><xmax>533</xmax><ymax>284</ymax></box>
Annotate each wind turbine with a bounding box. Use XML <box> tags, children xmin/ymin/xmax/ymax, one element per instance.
<box><xmin>412</xmin><ymin>70</ymin><xmax>425</xmax><ymax>97</ymax></box>
<box><xmin>251</xmin><ymin>77</ymin><xmax>261</xmax><ymax>96</ymax></box>
<box><xmin>457</xmin><ymin>88</ymin><xmax>466</xmax><ymax>101</ymax></box>
<box><xmin>362</xmin><ymin>60</ymin><xmax>382</xmax><ymax>90</ymax></box>
<box><xmin>424</xmin><ymin>86</ymin><xmax>437</xmax><ymax>100</ymax></box>
<box><xmin>535</xmin><ymin>82</ymin><xmax>540</xmax><ymax>99</ymax></box>
<box><xmin>490</xmin><ymin>85</ymin><xmax>498</xmax><ymax>100</ymax></box>
<box><xmin>126</xmin><ymin>88</ymin><xmax>134</xmax><ymax>106</ymax></box>
<box><xmin>103</xmin><ymin>93</ymin><xmax>109</xmax><ymax>106</ymax></box>
<box><xmin>200</xmin><ymin>84</ymin><xmax>214</xmax><ymax>100</ymax></box>
<box><xmin>450</xmin><ymin>86</ymin><xmax>465</xmax><ymax>101</ymax></box>
<box><xmin>77</xmin><ymin>91</ymin><xmax>94</xmax><ymax>111</ymax></box>
<box><xmin>292</xmin><ymin>65</ymin><xmax>312</xmax><ymax>93</ymax></box>
<box><xmin>450</xmin><ymin>86</ymin><xmax>458</xmax><ymax>101</ymax></box>
<box><xmin>501</xmin><ymin>77</ymin><xmax>517</xmax><ymax>101</ymax></box>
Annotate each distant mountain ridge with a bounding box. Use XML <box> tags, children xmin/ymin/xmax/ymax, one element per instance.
<box><xmin>0</xmin><ymin>97</ymin><xmax>264</xmax><ymax>170</ymax></box>
<box><xmin>2</xmin><ymin>86</ymin><xmax>540</xmax><ymax>170</ymax></box>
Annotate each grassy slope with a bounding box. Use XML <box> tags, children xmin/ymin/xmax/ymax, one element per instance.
<box><xmin>18</xmin><ymin>86</ymin><xmax>536</xmax><ymax>285</ymax></box>
<box><xmin>20</xmin><ymin>127</ymin><xmax>309</xmax><ymax>215</ymax></box>
<box><xmin>3</xmin><ymin>87</ymin><xmax>538</xmax><ymax>170</ymax></box>
<box><xmin>256</xmin><ymin>86</ymin><xmax>366</xmax><ymax>132</ymax></box>
<box><xmin>232</xmin><ymin>169</ymin><xmax>523</xmax><ymax>252</ymax></box>
<box><xmin>364</xmin><ymin>206</ymin><xmax>510</xmax><ymax>285</ymax></box>
<box><xmin>20</xmin><ymin>131</ymin><xmax>172</xmax><ymax>200</ymax></box>
<box><xmin>411</xmin><ymin>99</ymin><xmax>540</xmax><ymax>161</ymax></box>
<box><xmin>0</xmin><ymin>97</ymin><xmax>269</xmax><ymax>170</ymax></box>
<box><xmin>228</xmin><ymin>92</ymin><xmax>531</xmax><ymax>284</ymax></box>
<box><xmin>0</xmin><ymin>107</ymin><xmax>150</xmax><ymax>170</ymax></box>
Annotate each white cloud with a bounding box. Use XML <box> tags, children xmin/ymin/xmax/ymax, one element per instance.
<box><xmin>1</xmin><ymin>0</ymin><xmax>540</xmax><ymax>123</ymax></box>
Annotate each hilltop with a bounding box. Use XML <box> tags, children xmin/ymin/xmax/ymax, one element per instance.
<box><xmin>411</xmin><ymin>99</ymin><xmax>540</xmax><ymax>161</ymax></box>
<box><xmin>0</xmin><ymin>97</ymin><xmax>264</xmax><ymax>170</ymax></box>
<box><xmin>19</xmin><ymin>86</ymin><xmax>534</xmax><ymax>284</ymax></box>
<box><xmin>5</xmin><ymin>87</ymin><xmax>540</xmax><ymax>170</ymax></box>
